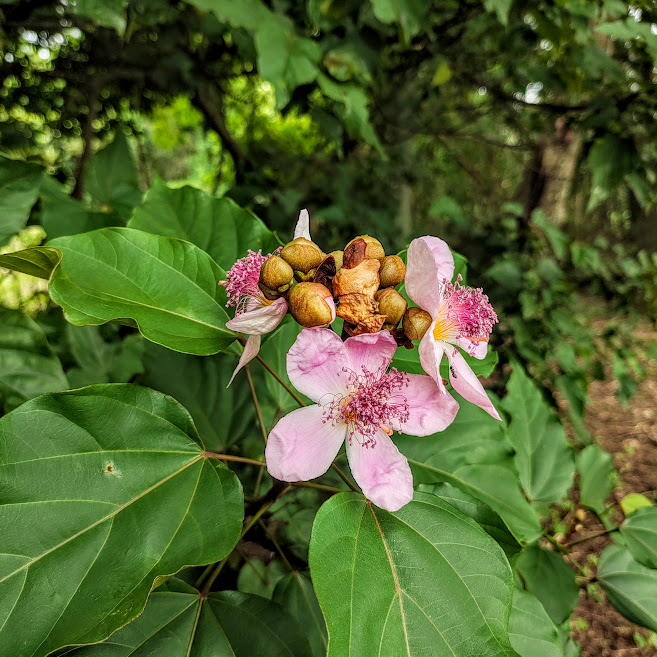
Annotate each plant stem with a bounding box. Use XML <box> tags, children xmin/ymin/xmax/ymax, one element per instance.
<box><xmin>254</xmin><ymin>353</ymin><xmax>307</xmax><ymax>407</ymax></box>
<box><xmin>203</xmin><ymin>452</ymin><xmax>266</xmax><ymax>468</ymax></box>
<box><xmin>258</xmin><ymin>519</ymin><xmax>294</xmax><ymax>572</ymax></box>
<box><xmin>565</xmin><ymin>527</ymin><xmax>619</xmax><ymax>548</ymax></box>
<box><xmin>245</xmin><ymin>364</ymin><xmax>268</xmax><ymax>445</ymax></box>
<box><xmin>331</xmin><ymin>463</ymin><xmax>359</xmax><ymax>493</ymax></box>
<box><xmin>293</xmin><ymin>481</ymin><xmax>344</xmax><ymax>494</ymax></box>
<box><xmin>201</xmin><ymin>488</ymin><xmax>290</xmax><ymax>595</ymax></box>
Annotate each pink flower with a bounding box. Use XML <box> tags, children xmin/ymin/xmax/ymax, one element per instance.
<box><xmin>265</xmin><ymin>328</ymin><xmax>459</xmax><ymax>511</ymax></box>
<box><xmin>223</xmin><ymin>209</ymin><xmax>313</xmax><ymax>385</ymax></box>
<box><xmin>405</xmin><ymin>236</ymin><xmax>501</xmax><ymax>419</ymax></box>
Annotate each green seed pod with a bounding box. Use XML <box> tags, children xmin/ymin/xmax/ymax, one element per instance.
<box><xmin>375</xmin><ymin>288</ymin><xmax>407</xmax><ymax>327</ymax></box>
<box><xmin>289</xmin><ymin>282</ymin><xmax>335</xmax><ymax>328</ymax></box>
<box><xmin>280</xmin><ymin>237</ymin><xmax>325</xmax><ymax>274</ymax></box>
<box><xmin>259</xmin><ymin>255</ymin><xmax>294</xmax><ymax>291</ymax></box>
<box><xmin>402</xmin><ymin>307</ymin><xmax>432</xmax><ymax>341</ymax></box>
<box><xmin>379</xmin><ymin>255</ymin><xmax>406</xmax><ymax>288</ymax></box>
<box><xmin>345</xmin><ymin>235</ymin><xmax>385</xmax><ymax>261</ymax></box>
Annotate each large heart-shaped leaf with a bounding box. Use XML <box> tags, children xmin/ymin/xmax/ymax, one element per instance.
<box><xmin>309</xmin><ymin>492</ymin><xmax>518</xmax><ymax>657</ymax></box>
<box><xmin>397</xmin><ymin>399</ymin><xmax>541</xmax><ymax>543</ymax></box>
<box><xmin>0</xmin><ymin>385</ymin><xmax>243</xmax><ymax>656</ymax></box>
<box><xmin>139</xmin><ymin>342</ymin><xmax>254</xmax><ymax>452</ymax></box>
<box><xmin>47</xmin><ymin>227</ymin><xmax>236</xmax><ymax>355</ymax></box>
<box><xmin>0</xmin><ymin>308</ymin><xmax>69</xmax><ymax>412</ymax></box>
<box><xmin>576</xmin><ymin>444</ymin><xmax>614</xmax><ymax>515</ymax></box>
<box><xmin>0</xmin><ymin>154</ymin><xmax>43</xmax><ymax>246</ymax></box>
<box><xmin>508</xmin><ymin>589</ymin><xmax>564</xmax><ymax>657</ymax></box>
<box><xmin>501</xmin><ymin>363</ymin><xmax>575</xmax><ymax>504</ymax></box>
<box><xmin>128</xmin><ymin>180</ymin><xmax>281</xmax><ymax>270</ymax></box>
<box><xmin>59</xmin><ymin>578</ymin><xmax>313</xmax><ymax>656</ymax></box>
<box><xmin>598</xmin><ymin>544</ymin><xmax>657</xmax><ymax>631</ymax></box>
<box><xmin>273</xmin><ymin>571</ymin><xmax>328</xmax><ymax>657</ymax></box>
<box><xmin>620</xmin><ymin>507</ymin><xmax>657</xmax><ymax>569</ymax></box>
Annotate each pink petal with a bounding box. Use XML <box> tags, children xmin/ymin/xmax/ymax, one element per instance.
<box><xmin>287</xmin><ymin>328</ymin><xmax>351</xmax><ymax>402</ymax></box>
<box><xmin>266</xmin><ymin>405</ymin><xmax>346</xmax><ymax>481</ymax></box>
<box><xmin>226</xmin><ymin>297</ymin><xmax>288</xmax><ymax>335</ymax></box>
<box><xmin>396</xmin><ymin>374</ymin><xmax>459</xmax><ymax>436</ymax></box>
<box><xmin>447</xmin><ymin>348</ymin><xmax>501</xmax><ymax>420</ymax></box>
<box><xmin>405</xmin><ymin>236</ymin><xmax>454</xmax><ymax>316</ymax></box>
<box><xmin>418</xmin><ymin>330</ymin><xmax>446</xmax><ymax>390</ymax></box>
<box><xmin>227</xmin><ymin>334</ymin><xmax>261</xmax><ymax>387</ymax></box>
<box><xmin>344</xmin><ymin>330</ymin><xmax>397</xmax><ymax>374</ymax></box>
<box><xmin>346</xmin><ymin>429</ymin><xmax>414</xmax><ymax>512</ymax></box>
<box><xmin>294</xmin><ymin>208</ymin><xmax>311</xmax><ymax>240</ymax></box>
<box><xmin>456</xmin><ymin>337</ymin><xmax>489</xmax><ymax>360</ymax></box>
<box><xmin>325</xmin><ymin>295</ymin><xmax>337</xmax><ymax>323</ymax></box>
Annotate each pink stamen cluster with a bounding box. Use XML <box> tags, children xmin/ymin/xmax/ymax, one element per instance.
<box><xmin>321</xmin><ymin>364</ymin><xmax>410</xmax><ymax>447</ymax></box>
<box><xmin>442</xmin><ymin>275</ymin><xmax>498</xmax><ymax>339</ymax></box>
<box><xmin>220</xmin><ymin>248</ymin><xmax>280</xmax><ymax>315</ymax></box>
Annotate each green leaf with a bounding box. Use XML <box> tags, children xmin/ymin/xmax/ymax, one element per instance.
<box><xmin>273</xmin><ymin>572</ymin><xmax>328</xmax><ymax>657</ymax></box>
<box><xmin>397</xmin><ymin>397</ymin><xmax>541</xmax><ymax>543</ymax></box>
<box><xmin>576</xmin><ymin>444</ymin><xmax>614</xmax><ymax>515</ymax></box>
<box><xmin>59</xmin><ymin>578</ymin><xmax>313</xmax><ymax>656</ymax></box>
<box><xmin>0</xmin><ymin>246</ymin><xmax>61</xmax><ymax>279</ymax></box>
<box><xmin>48</xmin><ymin>227</ymin><xmax>236</xmax><ymax>355</ymax></box>
<box><xmin>598</xmin><ymin>544</ymin><xmax>657</xmax><ymax>632</ymax></box>
<box><xmin>40</xmin><ymin>177</ymin><xmax>118</xmax><ymax>240</ymax></box>
<box><xmin>508</xmin><ymin>589</ymin><xmax>564</xmax><ymax>657</ymax></box>
<box><xmin>85</xmin><ymin>131</ymin><xmax>142</xmax><ymax>219</ymax></box>
<box><xmin>620</xmin><ymin>507</ymin><xmax>657</xmax><ymax>569</ymax></box>
<box><xmin>620</xmin><ymin>492</ymin><xmax>653</xmax><ymax>516</ymax></box>
<box><xmin>139</xmin><ymin>342</ymin><xmax>254</xmax><ymax>452</ymax></box>
<box><xmin>0</xmin><ymin>154</ymin><xmax>43</xmax><ymax>247</ymax></box>
<box><xmin>515</xmin><ymin>543</ymin><xmax>579</xmax><ymax>625</ymax></box>
<box><xmin>501</xmin><ymin>363</ymin><xmax>575</xmax><ymax>504</ymax></box>
<box><xmin>0</xmin><ymin>308</ymin><xmax>69</xmax><ymax>412</ymax></box>
<box><xmin>128</xmin><ymin>180</ymin><xmax>281</xmax><ymax>270</ymax></box>
<box><xmin>370</xmin><ymin>0</ymin><xmax>431</xmax><ymax>41</ymax></box>
<box><xmin>237</xmin><ymin>559</ymin><xmax>288</xmax><ymax>598</ymax></box>
<box><xmin>0</xmin><ymin>385</ymin><xmax>243</xmax><ymax>656</ymax></box>
<box><xmin>65</xmin><ymin>325</ymin><xmax>144</xmax><ymax>387</ymax></box>
<box><xmin>309</xmin><ymin>492</ymin><xmax>518</xmax><ymax>657</ymax></box>
<box><xmin>428</xmin><ymin>483</ymin><xmax>521</xmax><ymax>558</ymax></box>
<box><xmin>484</xmin><ymin>0</ymin><xmax>513</xmax><ymax>25</ymax></box>
<box><xmin>71</xmin><ymin>0</ymin><xmax>127</xmax><ymax>33</ymax></box>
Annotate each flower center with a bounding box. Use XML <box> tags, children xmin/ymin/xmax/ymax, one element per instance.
<box><xmin>220</xmin><ymin>248</ymin><xmax>281</xmax><ymax>315</ymax></box>
<box><xmin>433</xmin><ymin>275</ymin><xmax>498</xmax><ymax>344</ymax></box>
<box><xmin>321</xmin><ymin>364</ymin><xmax>410</xmax><ymax>448</ymax></box>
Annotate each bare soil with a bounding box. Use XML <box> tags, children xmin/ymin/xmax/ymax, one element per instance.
<box><xmin>568</xmin><ymin>357</ymin><xmax>657</xmax><ymax>656</ymax></box>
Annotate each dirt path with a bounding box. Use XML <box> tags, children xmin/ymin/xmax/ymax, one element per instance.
<box><xmin>569</xmin><ymin>359</ymin><xmax>657</xmax><ymax>656</ymax></box>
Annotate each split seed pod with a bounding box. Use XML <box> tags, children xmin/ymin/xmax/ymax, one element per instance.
<box><xmin>289</xmin><ymin>282</ymin><xmax>336</xmax><ymax>327</ymax></box>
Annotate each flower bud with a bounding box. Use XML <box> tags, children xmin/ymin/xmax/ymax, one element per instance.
<box><xmin>289</xmin><ymin>282</ymin><xmax>336</xmax><ymax>328</ymax></box>
<box><xmin>379</xmin><ymin>255</ymin><xmax>406</xmax><ymax>288</ymax></box>
<box><xmin>329</xmin><ymin>250</ymin><xmax>344</xmax><ymax>271</ymax></box>
<box><xmin>403</xmin><ymin>307</ymin><xmax>433</xmax><ymax>341</ymax></box>
<box><xmin>345</xmin><ymin>235</ymin><xmax>385</xmax><ymax>261</ymax></box>
<box><xmin>259</xmin><ymin>255</ymin><xmax>294</xmax><ymax>292</ymax></box>
<box><xmin>375</xmin><ymin>288</ymin><xmax>407</xmax><ymax>327</ymax></box>
<box><xmin>280</xmin><ymin>237</ymin><xmax>325</xmax><ymax>274</ymax></box>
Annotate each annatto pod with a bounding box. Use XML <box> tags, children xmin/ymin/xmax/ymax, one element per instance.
<box><xmin>402</xmin><ymin>307</ymin><xmax>433</xmax><ymax>340</ymax></box>
<box><xmin>344</xmin><ymin>235</ymin><xmax>385</xmax><ymax>261</ymax></box>
<box><xmin>259</xmin><ymin>255</ymin><xmax>294</xmax><ymax>292</ymax></box>
<box><xmin>379</xmin><ymin>255</ymin><xmax>406</xmax><ymax>288</ymax></box>
<box><xmin>289</xmin><ymin>282</ymin><xmax>336</xmax><ymax>327</ymax></box>
<box><xmin>280</xmin><ymin>237</ymin><xmax>325</xmax><ymax>274</ymax></box>
<box><xmin>375</xmin><ymin>288</ymin><xmax>407</xmax><ymax>327</ymax></box>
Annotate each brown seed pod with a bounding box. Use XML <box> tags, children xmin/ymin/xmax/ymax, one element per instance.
<box><xmin>333</xmin><ymin>259</ymin><xmax>380</xmax><ymax>297</ymax></box>
<box><xmin>280</xmin><ymin>237</ymin><xmax>325</xmax><ymax>274</ymax></box>
<box><xmin>402</xmin><ymin>307</ymin><xmax>433</xmax><ymax>341</ymax></box>
<box><xmin>345</xmin><ymin>235</ymin><xmax>385</xmax><ymax>261</ymax></box>
<box><xmin>329</xmin><ymin>250</ymin><xmax>344</xmax><ymax>271</ymax></box>
<box><xmin>379</xmin><ymin>255</ymin><xmax>406</xmax><ymax>288</ymax></box>
<box><xmin>313</xmin><ymin>254</ymin><xmax>337</xmax><ymax>293</ymax></box>
<box><xmin>288</xmin><ymin>282</ymin><xmax>335</xmax><ymax>328</ymax></box>
<box><xmin>344</xmin><ymin>315</ymin><xmax>387</xmax><ymax>336</ymax></box>
<box><xmin>259</xmin><ymin>255</ymin><xmax>294</xmax><ymax>291</ymax></box>
<box><xmin>375</xmin><ymin>288</ymin><xmax>407</xmax><ymax>327</ymax></box>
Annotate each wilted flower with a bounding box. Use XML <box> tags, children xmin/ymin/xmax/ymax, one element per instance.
<box><xmin>265</xmin><ymin>328</ymin><xmax>458</xmax><ymax>511</ymax></box>
<box><xmin>223</xmin><ymin>209</ymin><xmax>313</xmax><ymax>385</ymax></box>
<box><xmin>405</xmin><ymin>236</ymin><xmax>500</xmax><ymax>419</ymax></box>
